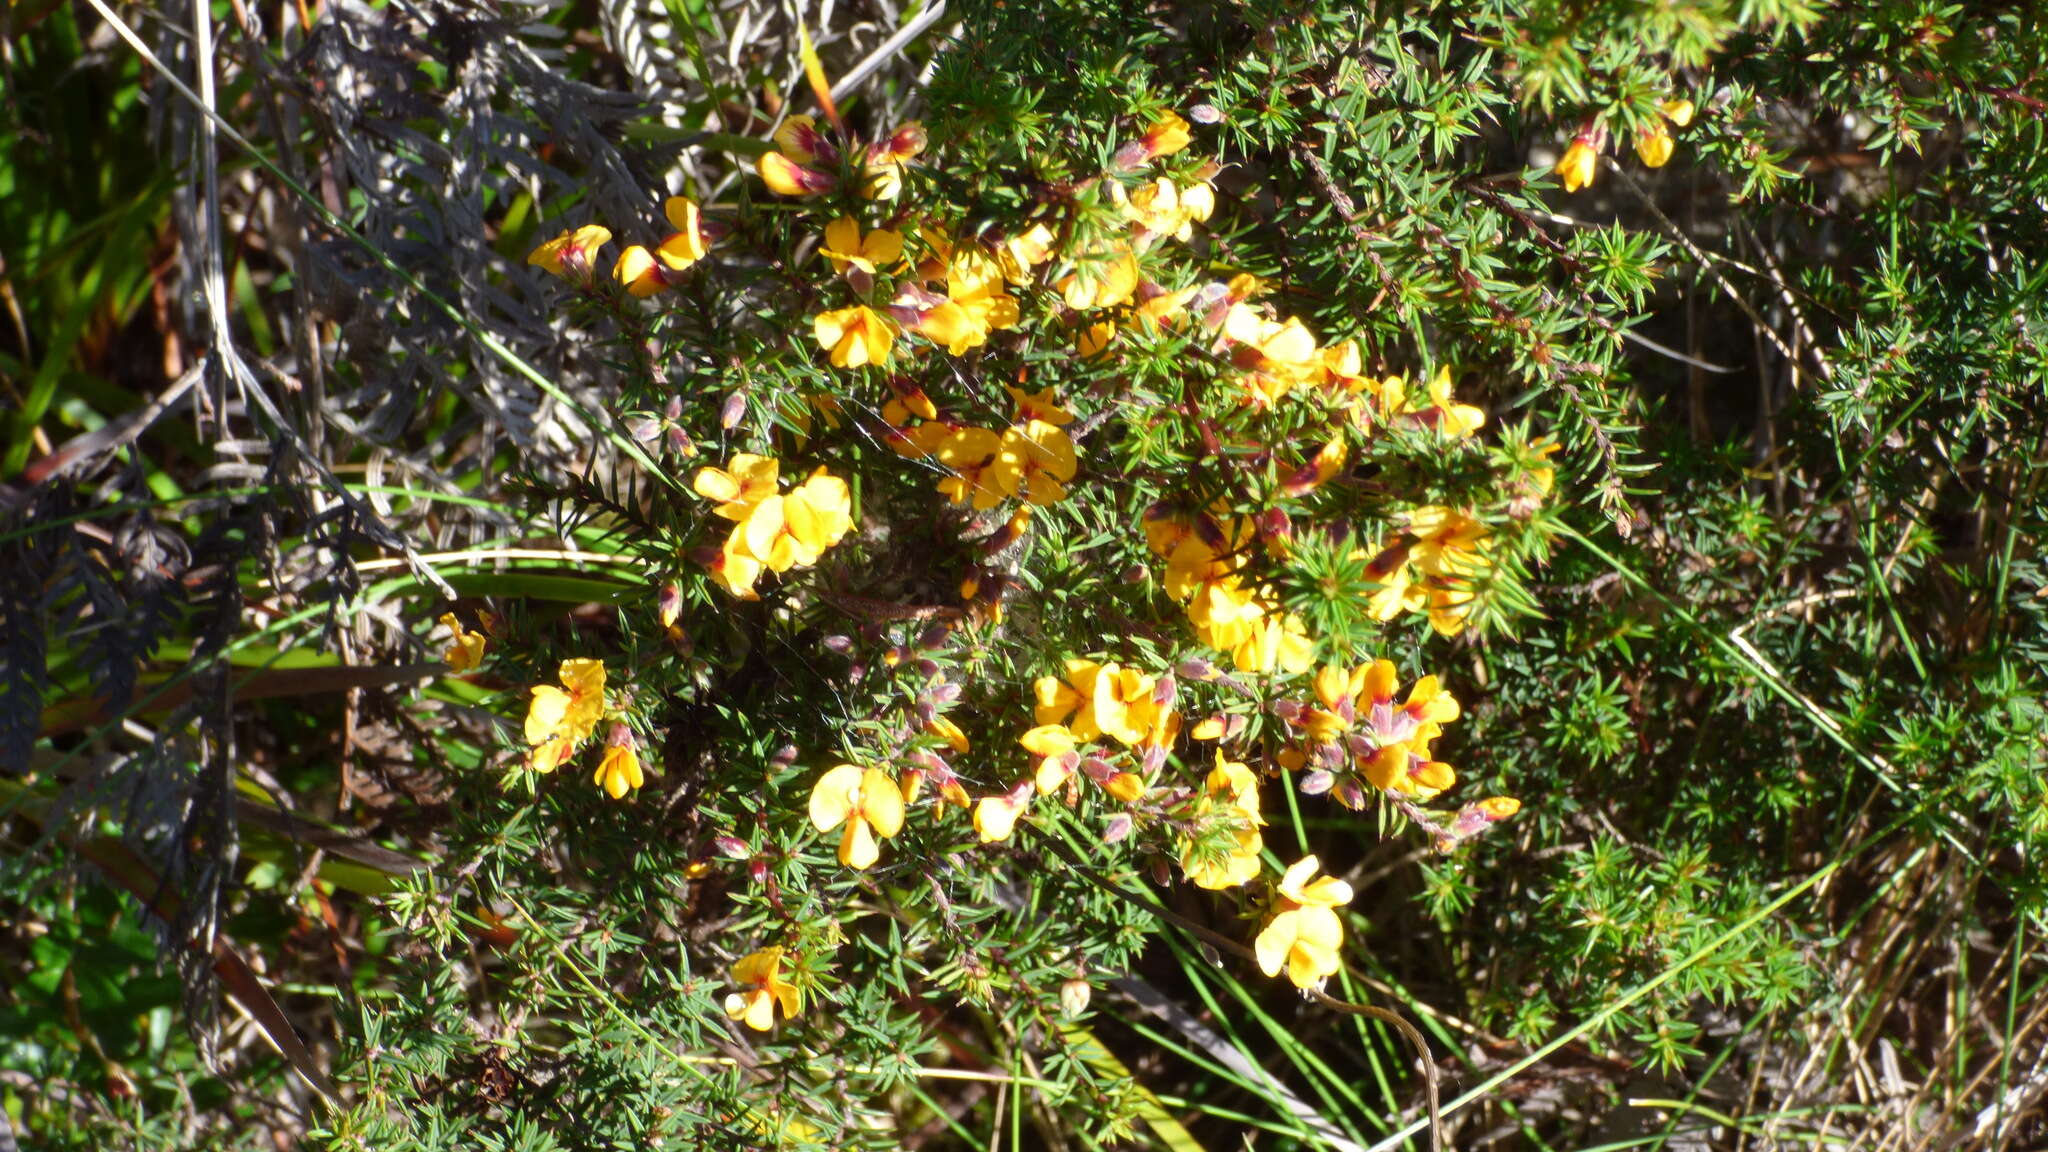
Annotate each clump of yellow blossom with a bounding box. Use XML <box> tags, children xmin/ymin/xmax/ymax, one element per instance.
<box><xmin>1277</xmin><ymin>659</ymin><xmax>1461</xmax><ymax>807</ymax></box>
<box><xmin>524</xmin><ymin>658</ymin><xmax>606</xmax><ymax>771</ymax></box>
<box><xmin>758</xmin><ymin>113</ymin><xmax>928</xmax><ymax>200</ymax></box>
<box><xmin>1144</xmin><ymin>506</ymin><xmax>1312</xmax><ymax>674</ymax></box>
<box><xmin>881</xmin><ymin>385</ymin><xmax>1080</xmax><ymax>512</ymax></box>
<box><xmin>1179</xmin><ymin>755</ymin><xmax>1265</xmax><ymax>890</ymax></box>
<box><xmin>692</xmin><ymin>455</ymin><xmax>854</xmax><ymax>598</ymax></box>
<box><xmin>724</xmin><ymin>946</ymin><xmax>801</xmax><ymax>1031</ymax></box>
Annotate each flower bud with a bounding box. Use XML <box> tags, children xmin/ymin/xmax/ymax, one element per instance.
<box><xmin>715</xmin><ymin>835</ymin><xmax>751</xmax><ymax>859</ymax></box>
<box><xmin>1102</xmin><ymin>813</ymin><xmax>1133</xmax><ymax>844</ymax></box>
<box><xmin>1299</xmin><ymin>769</ymin><xmax>1334</xmax><ymax>796</ymax></box>
<box><xmin>1334</xmin><ymin>779</ymin><xmax>1368</xmax><ymax>810</ymax></box>
<box><xmin>1060</xmin><ymin>978</ymin><xmax>1092</xmax><ymax>1017</ymax></box>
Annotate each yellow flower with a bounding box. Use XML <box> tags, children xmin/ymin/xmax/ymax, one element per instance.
<box><xmin>993</xmin><ymin>420</ymin><xmax>1079</xmax><ymax>506</ymax></box>
<box><xmin>1407</xmin><ymin>506</ymin><xmax>1492</xmax><ymax>577</ymax></box>
<box><xmin>998</xmin><ymin>223</ymin><xmax>1057</xmax><ymax>285</ymax></box>
<box><xmin>1280</xmin><ymin>434</ymin><xmax>1349</xmax><ymax>497</ymax></box>
<box><xmin>808</xmin><ymin>764</ymin><xmax>906</xmax><ymax>869</ymax></box>
<box><xmin>1031</xmin><ymin>661</ymin><xmax>1168</xmax><ymax>748</ymax></box>
<box><xmin>612</xmin><ymin>245</ymin><xmax>667</xmax><ymax>297</ymax></box>
<box><xmin>439</xmin><ymin>613</ymin><xmax>485</xmax><ymax>672</ymax></box>
<box><xmin>1007</xmin><ymin>385</ymin><xmax>1074</xmax><ymax>427</ymax></box>
<box><xmin>759</xmin><ymin>151</ymin><xmax>835</xmax><ymax>196</ymax></box>
<box><xmin>1139</xmin><ymin>111</ymin><xmax>1193</xmax><ymax>159</ymax></box>
<box><xmin>1135</xmin><ymin>283</ymin><xmax>1200</xmax><ymax>331</ymax></box>
<box><xmin>934</xmin><ymin>426</ymin><xmax>1008</xmax><ymax>510</ymax></box>
<box><xmin>1364</xmin><ymin>749</ymin><xmax>1455</xmax><ymax>797</ymax></box>
<box><xmin>1223</xmin><ymin>307</ymin><xmax>1320</xmax><ymax>406</ymax></box>
<box><xmin>1254</xmin><ymin>855</ymin><xmax>1353</xmax><ymax>990</ymax></box>
<box><xmin>1076</xmin><ymin>319</ymin><xmax>1118</xmax><ymax>359</ymax></box>
<box><xmin>1114</xmin><ymin>111</ymin><xmax>1193</xmax><ymax>168</ymax></box>
<box><xmin>973</xmin><ymin>785</ymin><xmax>1031</xmax><ymax>842</ymax></box>
<box><xmin>527</xmin><ymin>224</ymin><xmax>611</xmax><ymax>282</ymax></box>
<box><xmin>1229</xmin><ymin>612</ymin><xmax>1314</xmax><ymax>676</ymax></box>
<box><xmin>1424</xmin><ymin>579</ymin><xmax>1478</xmax><ymax>637</ymax></box>
<box><xmin>1115</xmin><ymin>177</ymin><xmax>1210</xmax><ymax>242</ymax></box>
<box><xmin>1281</xmin><ymin>658</ymin><xmax>1467</xmax><ymax>803</ymax></box>
<box><xmin>774</xmin><ymin>114</ymin><xmax>837</xmax><ymax>164</ymax></box>
<box><xmin>1556</xmin><ymin>137</ymin><xmax>1599</xmax><ymax>193</ymax></box>
<box><xmin>861</xmin><ymin>121</ymin><xmax>927</xmax><ymax>200</ymax></box>
<box><xmin>724</xmin><ymin>946</ymin><xmax>801</xmax><ymax>1031</ymax></box>
<box><xmin>1181</xmin><ymin>756</ymin><xmax>1265</xmax><ymax>890</ymax></box>
<box><xmin>658</xmin><ymin>196</ymin><xmax>710</xmax><ymax>270</ymax></box>
<box><xmin>594</xmin><ymin>740</ymin><xmax>645</xmax><ymax>799</ymax></box>
<box><xmin>525</xmin><ymin>658</ymin><xmax>607</xmax><ymax>771</ymax></box>
<box><xmin>1385</xmin><ymin>365</ymin><xmax>1485</xmax><ymax>437</ymax></box>
<box><xmin>1186</xmin><ymin>577</ymin><xmax>1267</xmax><ymax>654</ymax></box>
<box><xmin>925</xmin><ymin>714</ymin><xmax>971</xmax><ymax>753</ymax></box>
<box><xmin>694</xmin><ymin>458</ymin><xmax>852</xmax><ymax>595</ymax></box>
<box><xmin>707</xmin><ymin>531</ymin><xmax>768</xmax><ymax>599</ymax></box>
<box><xmin>694</xmin><ymin>454</ymin><xmax>781</xmax><ymax>518</ymax></box>
<box><xmin>1636</xmin><ymin>123</ymin><xmax>1674</xmax><ymax>168</ymax></box>
<box><xmin>820</xmin><ymin>217</ymin><xmax>905</xmax><ymax>275</ymax></box>
<box><xmin>814</xmin><ymin>306</ymin><xmax>897</xmax><ymax>369</ymax></box>
<box><xmin>1660</xmin><ymin>98</ymin><xmax>1696</xmax><ymax>127</ymax></box>
<box><xmin>947</xmin><ymin>249</ymin><xmax>1022</xmax><ymax>336</ymax></box>
<box><xmin>1058</xmin><ymin>248</ymin><xmax>1140</xmax><ymax>310</ymax></box>
<box><xmin>770</xmin><ymin>469</ymin><xmax>857</xmax><ymax>572</ymax></box>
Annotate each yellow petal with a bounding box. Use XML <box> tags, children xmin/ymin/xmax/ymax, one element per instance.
<box><xmin>694</xmin><ymin>467</ymin><xmax>741</xmax><ymax>503</ymax></box>
<box><xmin>840</xmin><ymin>817</ymin><xmax>879</xmax><ymax>869</ymax></box>
<box><xmin>974</xmin><ymin>795</ymin><xmax>1023</xmax><ymax>842</ymax></box>
<box><xmin>858</xmin><ymin>768</ymin><xmax>905</xmax><ymax>837</ymax></box>
<box><xmin>1253</xmin><ymin>911</ymin><xmax>1293</xmax><ymax>977</ymax></box>
<box><xmin>525</xmin><ymin>685</ymin><xmax>571</xmax><ymax>746</ymax></box>
<box><xmin>742</xmin><ymin>495</ymin><xmax>787</xmax><ymax>561</ymax></box>
<box><xmin>809</xmin><ymin>763</ymin><xmax>863</xmax><ymax>831</ymax></box>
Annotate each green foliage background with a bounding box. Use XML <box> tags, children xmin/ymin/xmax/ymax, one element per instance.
<box><xmin>2</xmin><ymin>0</ymin><xmax>2044</xmax><ymax>1149</ymax></box>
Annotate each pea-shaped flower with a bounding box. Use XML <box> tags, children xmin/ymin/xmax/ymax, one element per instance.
<box><xmin>808</xmin><ymin>764</ymin><xmax>905</xmax><ymax>869</ymax></box>
<box><xmin>724</xmin><ymin>946</ymin><xmax>800</xmax><ymax>1031</ymax></box>
<box><xmin>1254</xmin><ymin>854</ymin><xmax>1353</xmax><ymax>991</ymax></box>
